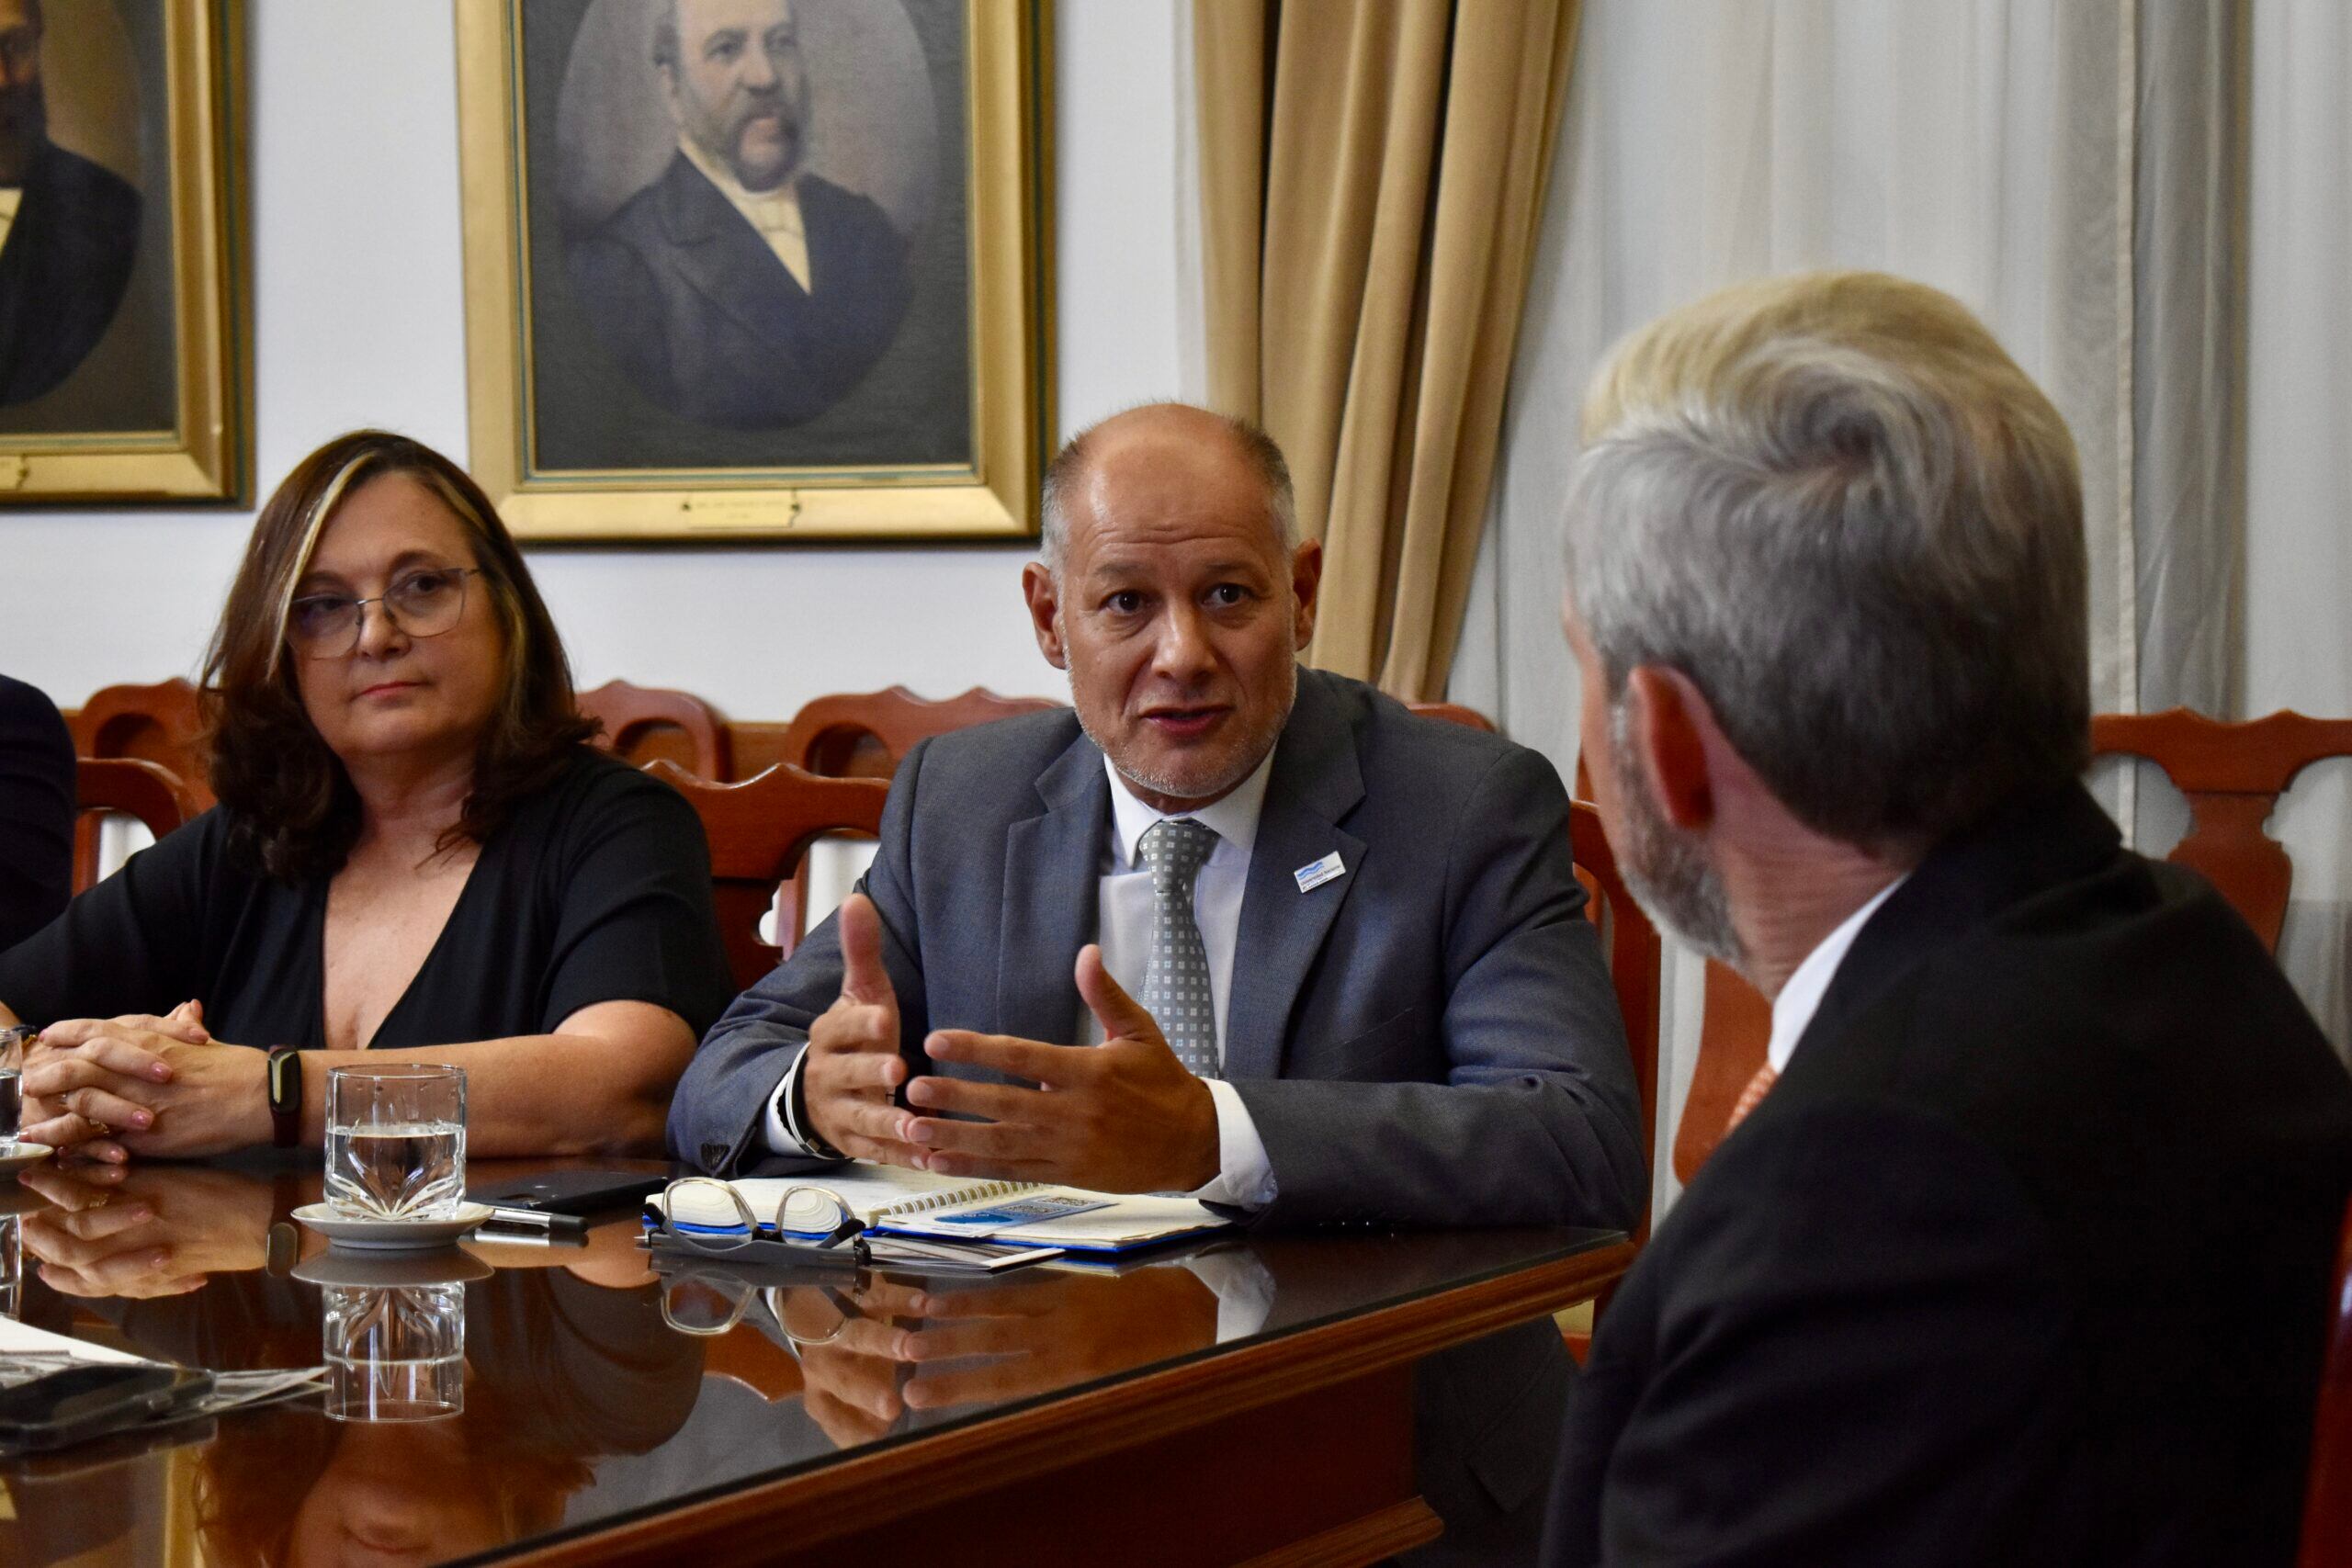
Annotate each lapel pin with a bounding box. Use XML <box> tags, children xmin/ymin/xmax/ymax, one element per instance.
<box><xmin>1294</xmin><ymin>852</ymin><xmax>1346</xmax><ymax>893</ymax></box>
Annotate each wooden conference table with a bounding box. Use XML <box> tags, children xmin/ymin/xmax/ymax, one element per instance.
<box><xmin>0</xmin><ymin>1156</ymin><xmax>1631</xmax><ymax>1567</ymax></box>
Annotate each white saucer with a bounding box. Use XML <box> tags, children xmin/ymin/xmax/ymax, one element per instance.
<box><xmin>292</xmin><ymin>1201</ymin><xmax>494</xmax><ymax>1251</ymax></box>
<box><xmin>291</xmin><ymin>1248</ymin><xmax>494</xmax><ymax>1288</ymax></box>
<box><xmin>0</xmin><ymin>1142</ymin><xmax>54</xmax><ymax>1176</ymax></box>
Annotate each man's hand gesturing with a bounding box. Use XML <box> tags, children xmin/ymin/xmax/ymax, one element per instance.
<box><xmin>800</xmin><ymin>894</ymin><xmax>922</xmax><ymax>1167</ymax></box>
<box><xmin>902</xmin><ymin>944</ymin><xmax>1220</xmax><ymax>1193</ymax></box>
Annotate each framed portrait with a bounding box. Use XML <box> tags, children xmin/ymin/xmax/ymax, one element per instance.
<box><xmin>0</xmin><ymin>0</ymin><xmax>247</xmax><ymax>503</ymax></box>
<box><xmin>455</xmin><ymin>0</ymin><xmax>1053</xmax><ymax>543</ymax></box>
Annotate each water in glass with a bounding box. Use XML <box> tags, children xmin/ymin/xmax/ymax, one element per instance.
<box><xmin>324</xmin><ymin>1063</ymin><xmax>467</xmax><ymax>1222</ymax></box>
<box><xmin>325</xmin><ymin>1121</ymin><xmax>467</xmax><ymax>1221</ymax></box>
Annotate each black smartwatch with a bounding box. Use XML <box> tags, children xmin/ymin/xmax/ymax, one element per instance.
<box><xmin>264</xmin><ymin>1046</ymin><xmax>302</xmax><ymax>1149</ymax></box>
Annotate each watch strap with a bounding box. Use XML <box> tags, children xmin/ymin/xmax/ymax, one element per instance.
<box><xmin>265</xmin><ymin>1046</ymin><xmax>303</xmax><ymax>1149</ymax></box>
<box><xmin>786</xmin><ymin>1051</ymin><xmax>845</xmax><ymax>1162</ymax></box>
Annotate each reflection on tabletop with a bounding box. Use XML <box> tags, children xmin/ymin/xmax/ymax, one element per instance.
<box><xmin>2</xmin><ymin>1161</ymin><xmax>701</xmax><ymax>1568</ymax></box>
<box><xmin>751</xmin><ymin>1264</ymin><xmax>1223</xmax><ymax>1450</ymax></box>
<box><xmin>0</xmin><ymin>1159</ymin><xmax>1619</xmax><ymax>1568</ymax></box>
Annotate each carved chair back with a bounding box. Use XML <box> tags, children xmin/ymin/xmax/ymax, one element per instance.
<box><xmin>579</xmin><ymin>680</ymin><xmax>732</xmax><ymax>780</ymax></box>
<box><xmin>69</xmin><ymin>679</ymin><xmax>212</xmax><ymax>807</ymax></box>
<box><xmin>643</xmin><ymin>761</ymin><xmax>890</xmax><ymax>991</ymax></box>
<box><xmin>74</xmin><ymin>757</ymin><xmax>204</xmax><ymax>892</ymax></box>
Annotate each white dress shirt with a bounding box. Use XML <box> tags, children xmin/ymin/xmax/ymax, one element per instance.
<box><xmin>1764</xmin><ymin>874</ymin><xmax>1909</xmax><ymax>1075</ymax></box>
<box><xmin>764</xmin><ymin>751</ymin><xmax>1281</xmax><ymax>1210</ymax></box>
<box><xmin>1086</xmin><ymin>751</ymin><xmax>1278</xmax><ymax>1207</ymax></box>
<box><xmin>0</xmin><ymin>188</ymin><xmax>21</xmax><ymax>259</ymax></box>
<box><xmin>676</xmin><ymin>137</ymin><xmax>812</xmax><ymax>293</ymax></box>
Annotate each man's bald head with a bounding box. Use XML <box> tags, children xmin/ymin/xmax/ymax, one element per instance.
<box><xmin>1038</xmin><ymin>403</ymin><xmax>1296</xmax><ymax>576</ymax></box>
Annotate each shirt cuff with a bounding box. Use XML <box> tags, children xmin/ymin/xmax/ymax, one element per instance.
<box><xmin>1190</xmin><ymin>1078</ymin><xmax>1276</xmax><ymax>1209</ymax></box>
<box><xmin>763</xmin><ymin>1046</ymin><xmax>817</xmax><ymax>1156</ymax></box>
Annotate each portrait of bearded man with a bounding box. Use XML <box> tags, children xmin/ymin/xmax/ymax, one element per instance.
<box><xmin>566</xmin><ymin>0</ymin><xmax>914</xmax><ymax>432</ymax></box>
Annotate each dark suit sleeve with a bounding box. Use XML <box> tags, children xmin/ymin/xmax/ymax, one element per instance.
<box><xmin>663</xmin><ymin>740</ymin><xmax>934</xmax><ymax>1174</ymax></box>
<box><xmin>0</xmin><ymin>677</ymin><xmax>75</xmax><ymax>952</ymax></box>
<box><xmin>1546</xmin><ymin>1100</ymin><xmax>2073</xmax><ymax>1568</ymax></box>
<box><xmin>1238</xmin><ymin>748</ymin><xmax>1647</xmax><ymax>1229</ymax></box>
<box><xmin>0</xmin><ymin>809</ymin><xmax>215</xmax><ymax>1025</ymax></box>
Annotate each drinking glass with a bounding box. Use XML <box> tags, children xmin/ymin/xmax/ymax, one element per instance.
<box><xmin>324</xmin><ymin>1064</ymin><xmax>467</xmax><ymax>1221</ymax></box>
<box><xmin>0</xmin><ymin>1024</ymin><xmax>34</xmax><ymax>1141</ymax></box>
<box><xmin>0</xmin><ymin>1213</ymin><xmax>19</xmax><ymax>1319</ymax></box>
<box><xmin>322</xmin><ymin>1282</ymin><xmax>465</xmax><ymax>1421</ymax></box>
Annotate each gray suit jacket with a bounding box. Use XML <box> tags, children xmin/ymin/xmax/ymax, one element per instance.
<box><xmin>668</xmin><ymin>669</ymin><xmax>1645</xmax><ymax>1234</ymax></box>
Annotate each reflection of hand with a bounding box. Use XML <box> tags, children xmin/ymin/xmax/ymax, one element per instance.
<box><xmin>22</xmin><ymin>1013</ymin><xmax>267</xmax><ymax>1162</ymax></box>
<box><xmin>898</xmin><ymin>1269</ymin><xmax>1217</xmax><ymax>1411</ymax></box>
<box><xmin>785</xmin><ymin>1277</ymin><xmax>924</xmax><ymax>1449</ymax></box>
<box><xmin>906</xmin><ymin>945</ymin><xmax>1220</xmax><ymax>1191</ymax></box>
<box><xmin>19</xmin><ymin>1162</ymin><xmax>274</xmax><ymax>1298</ymax></box>
<box><xmin>786</xmin><ymin>1269</ymin><xmax>1217</xmax><ymax>1447</ymax></box>
<box><xmin>17</xmin><ymin>1002</ymin><xmax>209</xmax><ymax>1159</ymax></box>
<box><xmin>802</xmin><ymin>896</ymin><xmax>922</xmax><ymax>1167</ymax></box>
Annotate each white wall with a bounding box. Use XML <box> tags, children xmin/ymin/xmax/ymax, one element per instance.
<box><xmin>0</xmin><ymin>0</ymin><xmax>1191</xmax><ymax>721</ymax></box>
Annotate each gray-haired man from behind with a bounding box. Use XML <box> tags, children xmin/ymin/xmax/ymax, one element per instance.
<box><xmin>1544</xmin><ymin>271</ymin><xmax>2352</xmax><ymax>1566</ymax></box>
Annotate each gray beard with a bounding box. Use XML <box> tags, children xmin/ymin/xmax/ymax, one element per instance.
<box><xmin>1605</xmin><ymin>701</ymin><xmax>1744</xmax><ymax>964</ymax></box>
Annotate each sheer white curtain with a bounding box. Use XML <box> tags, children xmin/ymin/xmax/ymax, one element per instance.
<box><xmin>1451</xmin><ymin>0</ymin><xmax>2143</xmax><ymax>1216</ymax></box>
<box><xmin>2243</xmin><ymin>0</ymin><xmax>2351</xmax><ymax>1053</ymax></box>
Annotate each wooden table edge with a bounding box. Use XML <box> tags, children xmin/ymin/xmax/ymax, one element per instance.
<box><xmin>499</xmin><ymin>1235</ymin><xmax>1636</xmax><ymax>1567</ymax></box>
<box><xmin>1237</xmin><ymin>1498</ymin><xmax>1445</xmax><ymax>1566</ymax></box>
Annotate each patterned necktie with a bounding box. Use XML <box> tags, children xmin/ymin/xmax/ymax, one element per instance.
<box><xmin>1139</xmin><ymin>818</ymin><xmax>1220</xmax><ymax>1077</ymax></box>
<box><xmin>1724</xmin><ymin>1061</ymin><xmax>1778</xmax><ymax>1133</ymax></box>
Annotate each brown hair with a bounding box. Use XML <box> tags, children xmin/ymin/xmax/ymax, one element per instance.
<box><xmin>202</xmin><ymin>431</ymin><xmax>598</xmax><ymax>882</ymax></box>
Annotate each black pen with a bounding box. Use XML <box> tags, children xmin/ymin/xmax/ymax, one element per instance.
<box><xmin>481</xmin><ymin>1207</ymin><xmax>588</xmax><ymax>1235</ymax></box>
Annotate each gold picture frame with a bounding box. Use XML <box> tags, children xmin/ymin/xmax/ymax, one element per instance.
<box><xmin>0</xmin><ymin>0</ymin><xmax>248</xmax><ymax>504</ymax></box>
<box><xmin>455</xmin><ymin>0</ymin><xmax>1053</xmax><ymax>543</ymax></box>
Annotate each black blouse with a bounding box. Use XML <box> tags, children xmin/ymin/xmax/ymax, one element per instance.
<box><xmin>0</xmin><ymin>750</ymin><xmax>736</xmax><ymax>1049</ymax></box>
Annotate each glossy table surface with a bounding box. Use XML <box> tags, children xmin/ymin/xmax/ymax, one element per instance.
<box><xmin>0</xmin><ymin>1156</ymin><xmax>1630</xmax><ymax>1567</ymax></box>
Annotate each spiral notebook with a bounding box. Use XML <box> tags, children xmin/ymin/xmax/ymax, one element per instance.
<box><xmin>645</xmin><ymin>1163</ymin><xmax>1231</xmax><ymax>1255</ymax></box>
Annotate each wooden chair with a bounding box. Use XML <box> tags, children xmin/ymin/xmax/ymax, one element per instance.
<box><xmin>1672</xmin><ymin>706</ymin><xmax>2352</xmax><ymax>1184</ymax></box>
<box><xmin>67</xmin><ymin>678</ymin><xmax>212</xmax><ymax>807</ymax></box>
<box><xmin>2089</xmin><ymin>707</ymin><xmax>2352</xmax><ymax>952</ymax></box>
<box><xmin>580</xmin><ymin>680</ymin><xmax>732</xmax><ymax>780</ymax></box>
<box><xmin>770</xmin><ymin>685</ymin><xmax>1063</xmax><ymax>779</ymax></box>
<box><xmin>1672</xmin><ymin>962</ymin><xmax>1772</xmax><ymax>1184</ymax></box>
<box><xmin>643</xmin><ymin>761</ymin><xmax>890</xmax><ymax>991</ymax></box>
<box><xmin>1568</xmin><ymin>802</ymin><xmax>1662</xmax><ymax>1185</ymax></box>
<box><xmin>1561</xmin><ymin>799</ymin><xmax>1663</xmax><ymax>1360</ymax></box>
<box><xmin>738</xmin><ymin>688</ymin><xmax>1061</xmax><ymax>938</ymax></box>
<box><xmin>2300</xmin><ymin>1194</ymin><xmax>2352</xmax><ymax>1568</ymax></box>
<box><xmin>74</xmin><ymin>757</ymin><xmax>204</xmax><ymax>892</ymax></box>
<box><xmin>1405</xmin><ymin>700</ymin><xmax>1497</xmax><ymax>732</ymax></box>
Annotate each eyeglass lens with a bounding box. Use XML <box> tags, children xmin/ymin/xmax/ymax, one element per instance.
<box><xmin>289</xmin><ymin>569</ymin><xmax>474</xmax><ymax>658</ymax></box>
<box><xmin>661</xmin><ymin>1177</ymin><xmax>760</xmax><ymax>1253</ymax></box>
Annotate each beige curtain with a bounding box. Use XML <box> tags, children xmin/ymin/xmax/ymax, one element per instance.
<box><xmin>1193</xmin><ymin>0</ymin><xmax>1582</xmax><ymax>698</ymax></box>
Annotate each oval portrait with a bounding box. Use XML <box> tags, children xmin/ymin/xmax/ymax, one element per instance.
<box><xmin>556</xmin><ymin>0</ymin><xmax>942</xmax><ymax>432</ymax></box>
<box><xmin>0</xmin><ymin>0</ymin><xmax>144</xmax><ymax>408</ymax></box>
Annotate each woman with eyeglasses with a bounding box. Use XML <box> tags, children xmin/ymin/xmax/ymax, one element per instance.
<box><xmin>0</xmin><ymin>430</ymin><xmax>735</xmax><ymax>1160</ymax></box>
